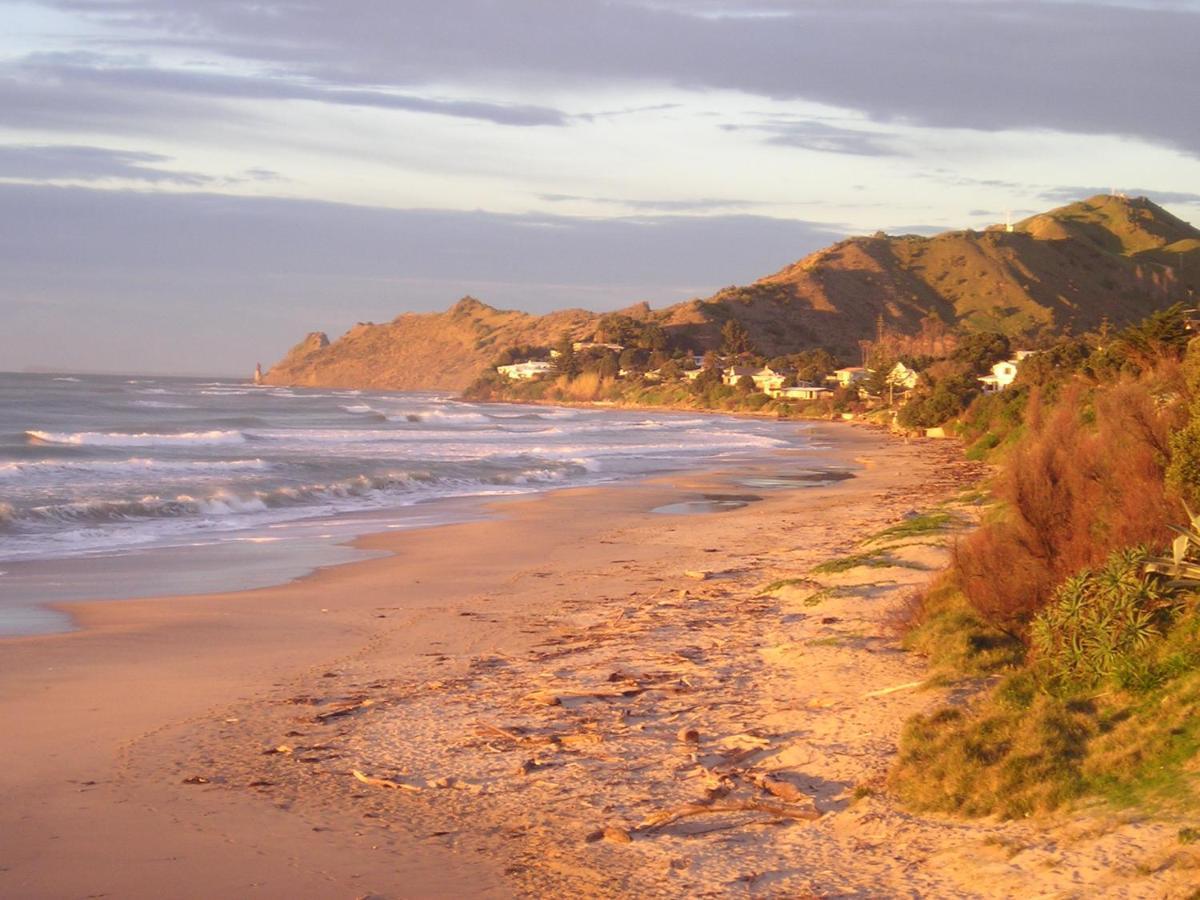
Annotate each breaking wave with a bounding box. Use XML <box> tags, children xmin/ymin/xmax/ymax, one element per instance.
<box><xmin>26</xmin><ymin>430</ymin><xmax>246</xmax><ymax>447</ymax></box>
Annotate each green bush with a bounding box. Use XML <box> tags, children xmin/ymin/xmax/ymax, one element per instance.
<box><xmin>1030</xmin><ymin>548</ymin><xmax>1171</xmax><ymax>688</ymax></box>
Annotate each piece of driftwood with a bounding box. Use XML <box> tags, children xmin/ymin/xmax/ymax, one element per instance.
<box><xmin>747</xmin><ymin>773</ymin><xmax>811</xmax><ymax>806</ymax></box>
<box><xmin>523</xmin><ymin>687</ymin><xmax>644</xmax><ymax>706</ymax></box>
<box><xmin>638</xmin><ymin>798</ymin><xmax>821</xmax><ymax>831</ymax></box>
<box><xmin>863</xmin><ymin>680</ymin><xmax>924</xmax><ymax>698</ymax></box>
<box><xmin>351</xmin><ymin>769</ymin><xmax>420</xmax><ymax>792</ymax></box>
<box><xmin>315</xmin><ymin>698</ymin><xmax>376</xmax><ymax>722</ymax></box>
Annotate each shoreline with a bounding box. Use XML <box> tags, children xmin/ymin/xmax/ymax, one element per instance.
<box><xmin>11</xmin><ymin>419</ymin><xmax>1186</xmax><ymax>896</ymax></box>
<box><xmin>0</xmin><ymin>399</ymin><xmax>836</xmax><ymax>638</ymax></box>
<box><xmin>0</xmin><ymin>421</ymin><xmax>891</xmax><ymax>898</ymax></box>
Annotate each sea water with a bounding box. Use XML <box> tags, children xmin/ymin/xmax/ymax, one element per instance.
<box><xmin>0</xmin><ymin>373</ymin><xmax>816</xmax><ymax>633</ymax></box>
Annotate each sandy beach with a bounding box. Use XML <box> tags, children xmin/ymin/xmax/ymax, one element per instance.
<box><xmin>3</xmin><ymin>422</ymin><xmax>1196</xmax><ymax>899</ymax></box>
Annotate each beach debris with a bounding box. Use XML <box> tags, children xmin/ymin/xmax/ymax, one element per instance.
<box><xmin>351</xmin><ymin>769</ymin><xmax>421</xmax><ymax>792</ymax></box>
<box><xmin>721</xmin><ymin>733</ymin><xmax>772</xmax><ymax>752</ymax></box>
<box><xmin>522</xmin><ymin>686</ymin><xmax>644</xmax><ymax>706</ymax></box>
<box><xmin>182</xmin><ymin>775</ymin><xmax>211</xmax><ymax>785</ymax></box>
<box><xmin>683</xmin><ymin>570</ymin><xmax>709</xmax><ymax>581</ymax></box>
<box><xmin>748</xmin><ymin>772</ymin><xmax>812</xmax><ymax>806</ymax></box>
<box><xmin>637</xmin><ymin>798</ymin><xmax>821</xmax><ymax>832</ymax></box>
<box><xmin>603</xmin><ymin>826</ymin><xmax>634</xmax><ymax>844</ymax></box>
<box><xmin>863</xmin><ymin>680</ymin><xmax>925</xmax><ymax>698</ymax></box>
<box><xmin>676</xmin><ymin>726</ymin><xmax>700</xmax><ymax>745</ymax></box>
<box><xmin>262</xmin><ymin>744</ymin><xmax>293</xmax><ymax>756</ymax></box>
<box><xmin>559</xmin><ymin>731</ymin><xmax>604</xmax><ymax>749</ymax></box>
<box><xmin>516</xmin><ymin>758</ymin><xmax>546</xmax><ymax>776</ymax></box>
<box><xmin>314</xmin><ymin>698</ymin><xmax>376</xmax><ymax>722</ymax></box>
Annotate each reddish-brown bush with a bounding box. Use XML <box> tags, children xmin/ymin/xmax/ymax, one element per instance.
<box><xmin>955</xmin><ymin>368</ymin><xmax>1184</xmax><ymax>637</ymax></box>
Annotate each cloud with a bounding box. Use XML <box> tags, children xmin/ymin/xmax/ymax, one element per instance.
<box><xmin>9</xmin><ymin>53</ymin><xmax>571</xmax><ymax>127</ymax></box>
<box><xmin>0</xmin><ymin>144</ymin><xmax>210</xmax><ymax>184</ymax></box>
<box><xmin>538</xmin><ymin>193</ymin><xmax>769</xmax><ymax>212</ymax></box>
<box><xmin>1038</xmin><ymin>186</ymin><xmax>1200</xmax><ymax>206</ymax></box>
<box><xmin>722</xmin><ymin>119</ymin><xmax>900</xmax><ymax>156</ymax></box>
<box><xmin>0</xmin><ymin>182</ymin><xmax>842</xmax><ymax>373</ymax></box>
<box><xmin>35</xmin><ymin>0</ymin><xmax>1200</xmax><ymax>154</ymax></box>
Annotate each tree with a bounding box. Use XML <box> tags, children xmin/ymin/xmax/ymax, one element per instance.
<box><xmin>721</xmin><ymin>319</ymin><xmax>755</xmax><ymax>356</ymax></box>
<box><xmin>659</xmin><ymin>359</ymin><xmax>682</xmax><ymax>380</ymax></box>
<box><xmin>735</xmin><ymin>374</ymin><xmax>756</xmax><ymax>394</ymax></box>
<box><xmin>689</xmin><ymin>367</ymin><xmax>721</xmax><ymax>393</ymax></box>
<box><xmin>952</xmin><ymin>332</ymin><xmax>1011</xmax><ymax>375</ymax></box>
<box><xmin>596</xmin><ymin>352</ymin><xmax>620</xmax><ymax>379</ymax></box>
<box><xmin>619</xmin><ymin>347</ymin><xmax>646</xmax><ymax>372</ymax></box>
<box><xmin>553</xmin><ymin>334</ymin><xmax>580</xmax><ymax>378</ymax></box>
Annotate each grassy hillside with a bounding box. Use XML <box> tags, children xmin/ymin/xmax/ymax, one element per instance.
<box><xmin>267</xmin><ymin>195</ymin><xmax>1200</xmax><ymax>391</ymax></box>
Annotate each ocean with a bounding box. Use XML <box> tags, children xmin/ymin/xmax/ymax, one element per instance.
<box><xmin>0</xmin><ymin>373</ymin><xmax>822</xmax><ymax>633</ymax></box>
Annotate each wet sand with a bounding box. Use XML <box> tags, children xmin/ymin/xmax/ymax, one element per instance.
<box><xmin>2</xmin><ymin>422</ymin><xmax>1191</xmax><ymax>898</ymax></box>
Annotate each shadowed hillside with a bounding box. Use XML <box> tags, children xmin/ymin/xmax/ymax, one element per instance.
<box><xmin>266</xmin><ymin>195</ymin><xmax>1200</xmax><ymax>390</ymax></box>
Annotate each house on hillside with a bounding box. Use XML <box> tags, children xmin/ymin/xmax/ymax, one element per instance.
<box><xmin>572</xmin><ymin>341</ymin><xmax>624</xmax><ymax>353</ymax></box>
<box><xmin>772</xmin><ymin>385</ymin><xmax>830</xmax><ymax>401</ymax></box>
<box><xmin>828</xmin><ymin>367</ymin><xmax>869</xmax><ymax>388</ymax></box>
<box><xmin>978</xmin><ymin>351</ymin><xmax>1034</xmax><ymax>393</ymax></box>
<box><xmin>497</xmin><ymin>360</ymin><xmax>555</xmax><ymax>380</ymax></box>
<box><xmin>750</xmin><ymin>367</ymin><xmax>790</xmax><ymax>393</ymax></box>
<box><xmin>887</xmin><ymin>362</ymin><xmax>921</xmax><ymax>391</ymax></box>
<box><xmin>722</xmin><ymin>365</ymin><xmax>760</xmax><ymax>386</ymax></box>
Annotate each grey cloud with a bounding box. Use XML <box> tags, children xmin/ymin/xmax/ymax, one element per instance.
<box><xmin>1038</xmin><ymin>186</ymin><xmax>1200</xmax><ymax>206</ymax></box>
<box><xmin>0</xmin><ymin>144</ymin><xmax>210</xmax><ymax>184</ymax></box>
<box><xmin>15</xmin><ymin>54</ymin><xmax>570</xmax><ymax>127</ymax></box>
<box><xmin>723</xmin><ymin>119</ymin><xmax>900</xmax><ymax>156</ymax></box>
<box><xmin>538</xmin><ymin>193</ymin><xmax>769</xmax><ymax>212</ymax></box>
<box><xmin>39</xmin><ymin>0</ymin><xmax>1200</xmax><ymax>154</ymax></box>
<box><xmin>0</xmin><ymin>183</ymin><xmax>840</xmax><ymax>374</ymax></box>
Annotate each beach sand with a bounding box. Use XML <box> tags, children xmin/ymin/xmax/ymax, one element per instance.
<box><xmin>2</xmin><ymin>422</ymin><xmax>1197</xmax><ymax>898</ymax></box>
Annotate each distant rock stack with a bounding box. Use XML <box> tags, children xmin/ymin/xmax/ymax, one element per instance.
<box><xmin>253</xmin><ymin>362</ymin><xmax>263</xmax><ymax>385</ymax></box>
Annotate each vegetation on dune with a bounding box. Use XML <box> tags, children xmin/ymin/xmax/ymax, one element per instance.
<box><xmin>891</xmin><ymin>314</ymin><xmax>1200</xmax><ymax>819</ymax></box>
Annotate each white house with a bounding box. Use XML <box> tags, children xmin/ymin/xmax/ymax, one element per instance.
<box><xmin>722</xmin><ymin>365</ymin><xmax>760</xmax><ymax>386</ymax></box>
<box><xmin>984</xmin><ymin>357</ymin><xmax>1022</xmax><ymax>393</ymax></box>
<box><xmin>887</xmin><ymin>362</ymin><xmax>920</xmax><ymax>390</ymax></box>
<box><xmin>829</xmin><ymin>367</ymin><xmax>869</xmax><ymax>388</ymax></box>
<box><xmin>572</xmin><ymin>341</ymin><xmax>624</xmax><ymax>353</ymax></box>
<box><xmin>772</xmin><ymin>385</ymin><xmax>831</xmax><ymax>401</ymax></box>
<box><xmin>497</xmin><ymin>361</ymin><xmax>555</xmax><ymax>380</ymax></box>
<box><xmin>750</xmin><ymin>367</ymin><xmax>790</xmax><ymax>393</ymax></box>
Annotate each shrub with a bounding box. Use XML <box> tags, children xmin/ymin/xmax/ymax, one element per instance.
<box><xmin>954</xmin><ymin>375</ymin><xmax>1181</xmax><ymax>636</ymax></box>
<box><xmin>1030</xmin><ymin>548</ymin><xmax>1171</xmax><ymax>688</ymax></box>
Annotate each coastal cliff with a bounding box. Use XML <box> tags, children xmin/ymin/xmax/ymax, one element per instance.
<box><xmin>266</xmin><ymin>195</ymin><xmax>1200</xmax><ymax>390</ymax></box>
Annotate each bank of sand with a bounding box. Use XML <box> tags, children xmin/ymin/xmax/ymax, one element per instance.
<box><xmin>2</xmin><ymin>423</ymin><xmax>1197</xmax><ymax>898</ymax></box>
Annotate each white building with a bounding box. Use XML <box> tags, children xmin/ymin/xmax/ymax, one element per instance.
<box><xmin>772</xmin><ymin>385</ymin><xmax>831</xmax><ymax>401</ymax></box>
<box><xmin>978</xmin><ymin>351</ymin><xmax>1034</xmax><ymax>393</ymax></box>
<box><xmin>829</xmin><ymin>367</ymin><xmax>869</xmax><ymax>388</ymax></box>
<box><xmin>497</xmin><ymin>361</ymin><xmax>555</xmax><ymax>380</ymax></box>
<box><xmin>887</xmin><ymin>362</ymin><xmax>920</xmax><ymax>390</ymax></box>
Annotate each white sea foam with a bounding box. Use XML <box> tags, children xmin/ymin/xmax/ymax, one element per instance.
<box><xmin>25</xmin><ymin>429</ymin><xmax>247</xmax><ymax>447</ymax></box>
<box><xmin>0</xmin><ymin>457</ymin><xmax>268</xmax><ymax>479</ymax></box>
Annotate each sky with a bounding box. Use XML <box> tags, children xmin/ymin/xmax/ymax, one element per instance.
<box><xmin>2</xmin><ymin>0</ymin><xmax>1199</xmax><ymax>375</ymax></box>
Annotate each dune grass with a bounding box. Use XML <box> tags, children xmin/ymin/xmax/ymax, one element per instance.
<box><xmin>866</xmin><ymin>511</ymin><xmax>954</xmax><ymax>545</ymax></box>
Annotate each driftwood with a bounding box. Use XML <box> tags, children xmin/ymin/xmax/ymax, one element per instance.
<box><xmin>747</xmin><ymin>773</ymin><xmax>811</xmax><ymax>806</ymax></box>
<box><xmin>315</xmin><ymin>698</ymin><xmax>376</xmax><ymax>722</ymax></box>
<box><xmin>351</xmin><ymin>769</ymin><xmax>421</xmax><ymax>792</ymax></box>
<box><xmin>638</xmin><ymin>798</ymin><xmax>821</xmax><ymax>831</ymax></box>
<box><xmin>863</xmin><ymin>680</ymin><xmax>924</xmax><ymax>698</ymax></box>
<box><xmin>523</xmin><ymin>687</ymin><xmax>644</xmax><ymax>706</ymax></box>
